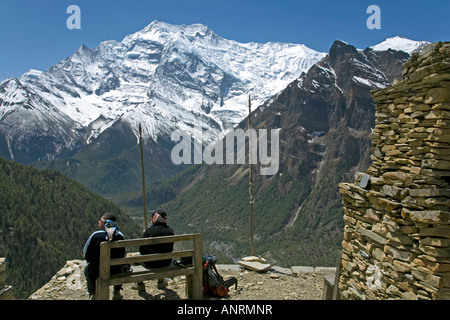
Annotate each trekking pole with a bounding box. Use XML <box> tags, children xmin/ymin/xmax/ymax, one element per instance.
<box><xmin>139</xmin><ymin>123</ymin><xmax>149</xmax><ymax>230</ymax></box>
<box><xmin>248</xmin><ymin>95</ymin><xmax>255</xmax><ymax>256</ymax></box>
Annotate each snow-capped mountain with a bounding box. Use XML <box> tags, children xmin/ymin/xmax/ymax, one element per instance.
<box><xmin>2</xmin><ymin>20</ymin><xmax>324</xmax><ymax>157</ymax></box>
<box><xmin>370</xmin><ymin>36</ymin><xmax>430</xmax><ymax>54</ymax></box>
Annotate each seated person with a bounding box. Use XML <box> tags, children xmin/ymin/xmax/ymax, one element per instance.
<box><xmin>137</xmin><ymin>209</ymin><xmax>175</xmax><ymax>290</ymax></box>
<box><xmin>83</xmin><ymin>212</ymin><xmax>126</xmax><ymax>300</ymax></box>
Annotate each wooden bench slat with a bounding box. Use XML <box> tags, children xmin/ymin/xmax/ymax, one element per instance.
<box><xmin>107</xmin><ymin>234</ymin><xmax>196</xmax><ymax>248</ymax></box>
<box><xmin>109</xmin><ymin>265</ymin><xmax>195</xmax><ymax>286</ymax></box>
<box><xmin>110</xmin><ymin>250</ymin><xmax>194</xmax><ymax>266</ymax></box>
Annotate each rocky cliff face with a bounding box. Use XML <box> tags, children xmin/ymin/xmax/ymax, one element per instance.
<box><xmin>339</xmin><ymin>41</ymin><xmax>450</xmax><ymax>300</ymax></box>
<box><xmin>248</xmin><ymin>39</ymin><xmax>413</xmax><ymax>176</ymax></box>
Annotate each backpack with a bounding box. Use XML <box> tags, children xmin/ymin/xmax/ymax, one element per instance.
<box><xmin>202</xmin><ymin>254</ymin><xmax>237</xmax><ymax>297</ymax></box>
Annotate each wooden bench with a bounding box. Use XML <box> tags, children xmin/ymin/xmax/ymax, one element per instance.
<box><xmin>95</xmin><ymin>233</ymin><xmax>203</xmax><ymax>300</ymax></box>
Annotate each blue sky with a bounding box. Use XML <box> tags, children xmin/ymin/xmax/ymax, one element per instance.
<box><xmin>0</xmin><ymin>0</ymin><xmax>449</xmax><ymax>81</ymax></box>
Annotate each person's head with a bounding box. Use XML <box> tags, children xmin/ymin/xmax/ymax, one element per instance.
<box><xmin>98</xmin><ymin>212</ymin><xmax>117</xmax><ymax>230</ymax></box>
<box><xmin>152</xmin><ymin>209</ymin><xmax>167</xmax><ymax>224</ymax></box>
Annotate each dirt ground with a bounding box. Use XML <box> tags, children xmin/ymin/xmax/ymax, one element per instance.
<box><xmin>28</xmin><ymin>261</ymin><xmax>328</xmax><ymax>301</ymax></box>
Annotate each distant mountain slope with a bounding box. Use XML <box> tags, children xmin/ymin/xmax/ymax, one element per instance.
<box><xmin>0</xmin><ymin>157</ymin><xmax>142</xmax><ymax>299</ymax></box>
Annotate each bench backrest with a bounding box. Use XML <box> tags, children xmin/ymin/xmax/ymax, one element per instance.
<box><xmin>98</xmin><ymin>233</ymin><xmax>202</xmax><ymax>280</ymax></box>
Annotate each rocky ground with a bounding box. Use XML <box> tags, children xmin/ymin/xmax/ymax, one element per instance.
<box><xmin>28</xmin><ymin>260</ymin><xmax>334</xmax><ymax>301</ymax></box>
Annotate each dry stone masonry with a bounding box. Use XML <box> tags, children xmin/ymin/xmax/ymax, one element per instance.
<box><xmin>0</xmin><ymin>257</ymin><xmax>12</xmax><ymax>300</ymax></box>
<box><xmin>339</xmin><ymin>41</ymin><xmax>450</xmax><ymax>300</ymax></box>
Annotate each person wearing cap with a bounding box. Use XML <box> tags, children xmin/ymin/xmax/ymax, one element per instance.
<box><xmin>83</xmin><ymin>212</ymin><xmax>126</xmax><ymax>300</ymax></box>
<box><xmin>136</xmin><ymin>209</ymin><xmax>175</xmax><ymax>291</ymax></box>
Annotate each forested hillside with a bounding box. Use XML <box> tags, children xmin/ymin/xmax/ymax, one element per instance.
<box><xmin>0</xmin><ymin>157</ymin><xmax>142</xmax><ymax>299</ymax></box>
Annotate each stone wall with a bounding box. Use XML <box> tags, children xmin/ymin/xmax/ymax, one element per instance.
<box><xmin>0</xmin><ymin>257</ymin><xmax>12</xmax><ymax>300</ymax></box>
<box><xmin>338</xmin><ymin>42</ymin><xmax>450</xmax><ymax>300</ymax></box>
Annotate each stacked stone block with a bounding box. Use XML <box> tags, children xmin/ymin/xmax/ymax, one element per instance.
<box><xmin>0</xmin><ymin>257</ymin><xmax>12</xmax><ymax>300</ymax></box>
<box><xmin>339</xmin><ymin>42</ymin><xmax>450</xmax><ymax>300</ymax></box>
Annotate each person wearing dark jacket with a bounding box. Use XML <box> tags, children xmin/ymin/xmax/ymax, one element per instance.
<box><xmin>83</xmin><ymin>212</ymin><xmax>126</xmax><ymax>300</ymax></box>
<box><xmin>136</xmin><ymin>209</ymin><xmax>174</xmax><ymax>291</ymax></box>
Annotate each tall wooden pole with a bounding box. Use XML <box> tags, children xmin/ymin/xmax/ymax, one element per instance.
<box><xmin>139</xmin><ymin>123</ymin><xmax>148</xmax><ymax>230</ymax></box>
<box><xmin>248</xmin><ymin>96</ymin><xmax>255</xmax><ymax>256</ymax></box>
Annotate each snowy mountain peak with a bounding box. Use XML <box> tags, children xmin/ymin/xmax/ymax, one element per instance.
<box><xmin>127</xmin><ymin>20</ymin><xmax>215</xmax><ymax>43</ymax></box>
<box><xmin>370</xmin><ymin>36</ymin><xmax>430</xmax><ymax>54</ymax></box>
